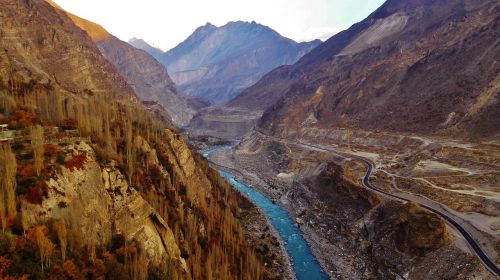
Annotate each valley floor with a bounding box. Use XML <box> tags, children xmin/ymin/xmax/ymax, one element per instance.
<box><xmin>188</xmin><ymin>129</ymin><xmax>499</xmax><ymax>279</ymax></box>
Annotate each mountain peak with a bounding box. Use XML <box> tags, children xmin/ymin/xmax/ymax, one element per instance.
<box><xmin>204</xmin><ymin>22</ymin><xmax>216</xmax><ymax>28</ymax></box>
<box><xmin>158</xmin><ymin>20</ymin><xmax>321</xmax><ymax>104</ymax></box>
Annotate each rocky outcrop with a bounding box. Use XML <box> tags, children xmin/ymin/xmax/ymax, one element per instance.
<box><xmin>23</xmin><ymin>141</ymin><xmax>187</xmax><ymax>271</ymax></box>
<box><xmin>155</xmin><ymin>21</ymin><xmax>321</xmax><ymax>104</ymax></box>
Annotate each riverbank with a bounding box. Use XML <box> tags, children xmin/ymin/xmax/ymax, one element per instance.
<box><xmin>205</xmin><ymin>146</ymin><xmax>339</xmax><ymax>279</ymax></box>
<box><xmin>202</xmin><ymin>147</ymin><xmax>296</xmax><ymax>280</ymax></box>
<box><xmin>204</xmin><ymin>147</ymin><xmax>330</xmax><ymax>280</ymax></box>
<box><xmin>203</xmin><ymin>138</ymin><xmax>494</xmax><ymax>279</ymax></box>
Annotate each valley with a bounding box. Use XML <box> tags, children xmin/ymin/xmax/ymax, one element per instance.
<box><xmin>0</xmin><ymin>0</ymin><xmax>498</xmax><ymax>279</ymax></box>
<box><xmin>189</xmin><ymin>128</ymin><xmax>499</xmax><ymax>279</ymax></box>
<box><xmin>183</xmin><ymin>0</ymin><xmax>500</xmax><ymax>278</ymax></box>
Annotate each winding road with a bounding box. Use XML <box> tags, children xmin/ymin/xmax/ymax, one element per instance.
<box><xmin>361</xmin><ymin>159</ymin><xmax>500</xmax><ymax>276</ymax></box>
<box><xmin>251</xmin><ymin>131</ymin><xmax>500</xmax><ymax>276</ymax></box>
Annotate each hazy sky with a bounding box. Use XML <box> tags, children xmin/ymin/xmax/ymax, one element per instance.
<box><xmin>53</xmin><ymin>0</ymin><xmax>386</xmax><ymax>51</ymax></box>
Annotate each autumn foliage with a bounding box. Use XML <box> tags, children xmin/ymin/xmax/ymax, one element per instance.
<box><xmin>64</xmin><ymin>152</ymin><xmax>88</xmax><ymax>171</ymax></box>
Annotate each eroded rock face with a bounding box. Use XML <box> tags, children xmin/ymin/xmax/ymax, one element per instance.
<box><xmin>24</xmin><ymin>141</ymin><xmax>187</xmax><ymax>271</ymax></box>
<box><xmin>365</xmin><ymin>201</ymin><xmax>451</xmax><ymax>274</ymax></box>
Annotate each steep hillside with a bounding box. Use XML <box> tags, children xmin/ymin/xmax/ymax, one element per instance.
<box><xmin>235</xmin><ymin>0</ymin><xmax>499</xmax><ymax>139</ymax></box>
<box><xmin>157</xmin><ymin>21</ymin><xmax>321</xmax><ymax>104</ymax></box>
<box><xmin>0</xmin><ymin>0</ymin><xmax>271</xmax><ymax>279</ymax></box>
<box><xmin>47</xmin><ymin>2</ymin><xmax>201</xmax><ymax>126</ymax></box>
<box><xmin>96</xmin><ymin>36</ymin><xmax>200</xmax><ymax>126</ymax></box>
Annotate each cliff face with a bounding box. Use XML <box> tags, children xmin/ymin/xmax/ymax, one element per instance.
<box><xmin>0</xmin><ymin>0</ymin><xmax>267</xmax><ymax>278</ymax></box>
<box><xmin>234</xmin><ymin>0</ymin><xmax>499</xmax><ymax>139</ymax></box>
<box><xmin>155</xmin><ymin>21</ymin><xmax>321</xmax><ymax>104</ymax></box>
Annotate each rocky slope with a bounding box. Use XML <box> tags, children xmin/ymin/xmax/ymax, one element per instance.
<box><xmin>232</xmin><ymin>0</ymin><xmax>499</xmax><ymax>139</ymax></box>
<box><xmin>153</xmin><ymin>21</ymin><xmax>321</xmax><ymax>104</ymax></box>
<box><xmin>0</xmin><ymin>0</ymin><xmax>274</xmax><ymax>278</ymax></box>
<box><xmin>48</xmin><ymin>2</ymin><xmax>201</xmax><ymax>126</ymax></box>
<box><xmin>96</xmin><ymin>36</ymin><xmax>201</xmax><ymax>126</ymax></box>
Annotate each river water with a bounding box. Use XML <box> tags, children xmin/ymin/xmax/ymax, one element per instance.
<box><xmin>203</xmin><ymin>147</ymin><xmax>329</xmax><ymax>280</ymax></box>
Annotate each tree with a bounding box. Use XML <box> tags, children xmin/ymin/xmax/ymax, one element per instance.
<box><xmin>53</xmin><ymin>219</ymin><xmax>67</xmax><ymax>261</ymax></box>
<box><xmin>0</xmin><ymin>142</ymin><xmax>16</xmax><ymax>232</ymax></box>
<box><xmin>32</xmin><ymin>226</ymin><xmax>55</xmax><ymax>273</ymax></box>
<box><xmin>20</xmin><ymin>201</ymin><xmax>29</xmax><ymax>236</ymax></box>
<box><xmin>30</xmin><ymin>125</ymin><xmax>44</xmax><ymax>176</ymax></box>
<box><xmin>125</xmin><ymin>120</ymin><xmax>134</xmax><ymax>184</ymax></box>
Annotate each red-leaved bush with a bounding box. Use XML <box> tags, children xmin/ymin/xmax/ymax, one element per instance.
<box><xmin>17</xmin><ymin>163</ymin><xmax>35</xmax><ymax>178</ymax></box>
<box><xmin>25</xmin><ymin>181</ymin><xmax>48</xmax><ymax>205</ymax></box>
<box><xmin>65</xmin><ymin>152</ymin><xmax>88</xmax><ymax>171</ymax></box>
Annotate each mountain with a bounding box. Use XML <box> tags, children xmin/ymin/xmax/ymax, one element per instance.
<box><xmin>128</xmin><ymin>37</ymin><xmax>164</xmax><ymax>61</ymax></box>
<box><xmin>48</xmin><ymin>2</ymin><xmax>201</xmax><ymax>126</ymax></box>
<box><xmin>234</xmin><ymin>0</ymin><xmax>499</xmax><ymax>139</ymax></box>
<box><xmin>156</xmin><ymin>21</ymin><xmax>321</xmax><ymax>104</ymax></box>
<box><xmin>0</xmin><ymin>0</ymin><xmax>279</xmax><ymax>278</ymax></box>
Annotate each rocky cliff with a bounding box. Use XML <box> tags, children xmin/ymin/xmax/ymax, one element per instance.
<box><xmin>233</xmin><ymin>0</ymin><xmax>499</xmax><ymax>139</ymax></box>
<box><xmin>0</xmin><ymin>0</ymin><xmax>269</xmax><ymax>278</ymax></box>
<box><xmin>154</xmin><ymin>21</ymin><xmax>321</xmax><ymax>104</ymax></box>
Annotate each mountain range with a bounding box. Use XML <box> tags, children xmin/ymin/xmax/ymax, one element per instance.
<box><xmin>229</xmin><ymin>0</ymin><xmax>499</xmax><ymax>139</ymax></box>
<box><xmin>133</xmin><ymin>22</ymin><xmax>321</xmax><ymax>104</ymax></box>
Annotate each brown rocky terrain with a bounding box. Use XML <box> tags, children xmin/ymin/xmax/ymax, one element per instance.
<box><xmin>224</xmin><ymin>0</ymin><xmax>500</xmax><ymax>140</ymax></box>
<box><xmin>0</xmin><ymin>0</ymin><xmax>284</xmax><ymax>279</ymax></box>
<box><xmin>198</xmin><ymin>134</ymin><xmax>497</xmax><ymax>279</ymax></box>
<box><xmin>46</xmin><ymin>0</ymin><xmax>203</xmax><ymax>126</ymax></box>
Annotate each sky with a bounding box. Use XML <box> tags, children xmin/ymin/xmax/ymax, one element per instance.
<box><xmin>53</xmin><ymin>0</ymin><xmax>387</xmax><ymax>51</ymax></box>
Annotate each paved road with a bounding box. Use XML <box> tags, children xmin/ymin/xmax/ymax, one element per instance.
<box><xmin>361</xmin><ymin>159</ymin><xmax>500</xmax><ymax>276</ymax></box>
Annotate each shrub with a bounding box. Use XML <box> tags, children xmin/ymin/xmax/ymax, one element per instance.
<box><xmin>65</xmin><ymin>152</ymin><xmax>87</xmax><ymax>171</ymax></box>
<box><xmin>18</xmin><ymin>163</ymin><xmax>35</xmax><ymax>178</ymax></box>
<box><xmin>25</xmin><ymin>180</ymin><xmax>48</xmax><ymax>205</ymax></box>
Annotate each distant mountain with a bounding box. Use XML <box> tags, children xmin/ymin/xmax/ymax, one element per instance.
<box><xmin>154</xmin><ymin>21</ymin><xmax>321</xmax><ymax>104</ymax></box>
<box><xmin>128</xmin><ymin>37</ymin><xmax>164</xmax><ymax>61</ymax></box>
<box><xmin>234</xmin><ymin>0</ymin><xmax>499</xmax><ymax>139</ymax></box>
<box><xmin>48</xmin><ymin>3</ymin><xmax>200</xmax><ymax>126</ymax></box>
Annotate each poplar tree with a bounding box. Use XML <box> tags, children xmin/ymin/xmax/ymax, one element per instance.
<box><xmin>0</xmin><ymin>142</ymin><xmax>16</xmax><ymax>232</ymax></box>
<box><xmin>30</xmin><ymin>125</ymin><xmax>44</xmax><ymax>176</ymax></box>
